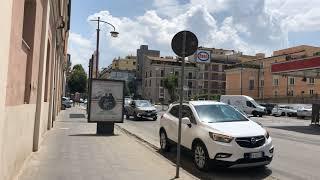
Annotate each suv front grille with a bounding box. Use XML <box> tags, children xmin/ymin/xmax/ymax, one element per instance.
<box><xmin>235</xmin><ymin>136</ymin><xmax>265</xmax><ymax>148</ymax></box>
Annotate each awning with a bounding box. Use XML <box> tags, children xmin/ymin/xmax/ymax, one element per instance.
<box><xmin>271</xmin><ymin>56</ymin><xmax>320</xmax><ymax>78</ymax></box>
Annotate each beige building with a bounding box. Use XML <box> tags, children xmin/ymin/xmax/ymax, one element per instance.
<box><xmin>0</xmin><ymin>0</ymin><xmax>70</xmax><ymax>180</ymax></box>
<box><xmin>225</xmin><ymin>45</ymin><xmax>320</xmax><ymax>103</ymax></box>
<box><xmin>112</xmin><ymin>55</ymin><xmax>137</xmax><ymax>71</ymax></box>
<box><xmin>142</xmin><ymin>56</ymin><xmax>198</xmax><ymax>103</ymax></box>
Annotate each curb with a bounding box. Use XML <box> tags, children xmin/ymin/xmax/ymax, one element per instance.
<box><xmin>115</xmin><ymin>124</ymin><xmax>159</xmax><ymax>150</ymax></box>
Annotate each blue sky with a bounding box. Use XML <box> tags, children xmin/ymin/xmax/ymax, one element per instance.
<box><xmin>68</xmin><ymin>0</ymin><xmax>320</xmax><ymax>71</ymax></box>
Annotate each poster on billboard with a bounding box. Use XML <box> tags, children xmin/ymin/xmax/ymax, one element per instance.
<box><xmin>88</xmin><ymin>79</ymin><xmax>124</xmax><ymax>123</ymax></box>
<box><xmin>196</xmin><ymin>50</ymin><xmax>211</xmax><ymax>63</ymax></box>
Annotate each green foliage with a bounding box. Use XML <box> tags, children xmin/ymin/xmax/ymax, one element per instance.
<box><xmin>68</xmin><ymin>64</ymin><xmax>87</xmax><ymax>93</ymax></box>
<box><xmin>163</xmin><ymin>74</ymin><xmax>178</xmax><ymax>102</ymax></box>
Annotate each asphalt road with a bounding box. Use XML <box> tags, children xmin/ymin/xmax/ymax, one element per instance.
<box><xmin>118</xmin><ymin>112</ymin><xmax>320</xmax><ymax>180</ymax></box>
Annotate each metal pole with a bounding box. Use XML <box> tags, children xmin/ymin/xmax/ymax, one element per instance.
<box><xmin>176</xmin><ymin>31</ymin><xmax>186</xmax><ymax>178</ymax></box>
<box><xmin>240</xmin><ymin>66</ymin><xmax>243</xmax><ymax>95</ymax></box>
<box><xmin>96</xmin><ymin>17</ymin><xmax>100</xmax><ymax>77</ymax></box>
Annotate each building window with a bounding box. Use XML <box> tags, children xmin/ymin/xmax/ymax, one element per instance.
<box><xmin>160</xmin><ymin>79</ymin><xmax>164</xmax><ymax>87</ymax></box>
<box><xmin>310</xmin><ymin>89</ymin><xmax>314</xmax><ymax>95</ymax></box>
<box><xmin>204</xmin><ymin>72</ymin><xmax>209</xmax><ymax>79</ymax></box>
<box><xmin>274</xmin><ymin>90</ymin><xmax>278</xmax><ymax>97</ymax></box>
<box><xmin>309</xmin><ymin>78</ymin><xmax>315</xmax><ymax>84</ymax></box>
<box><xmin>288</xmin><ymin>90</ymin><xmax>294</xmax><ymax>96</ymax></box>
<box><xmin>149</xmin><ymin>79</ymin><xmax>151</xmax><ymax>87</ymax></box>
<box><xmin>188</xmin><ymin>81</ymin><xmax>192</xmax><ymax>88</ymax></box>
<box><xmin>145</xmin><ymin>80</ymin><xmax>147</xmax><ymax>87</ymax></box>
<box><xmin>289</xmin><ymin>77</ymin><xmax>295</xmax><ymax>85</ymax></box>
<box><xmin>260</xmin><ymin>80</ymin><xmax>264</xmax><ymax>87</ymax></box>
<box><xmin>188</xmin><ymin>72</ymin><xmax>192</xmax><ymax>79</ymax></box>
<box><xmin>133</xmin><ymin>62</ymin><xmax>136</xmax><ymax>65</ymax></box>
<box><xmin>249</xmin><ymin>80</ymin><xmax>254</xmax><ymax>90</ymax></box>
<box><xmin>145</xmin><ymin>72</ymin><xmax>147</xmax><ymax>78</ymax></box>
<box><xmin>273</xmin><ymin>78</ymin><xmax>279</xmax><ymax>86</ymax></box>
<box><xmin>161</xmin><ymin>70</ymin><xmax>164</xmax><ymax>77</ymax></box>
<box><xmin>150</xmin><ymin>71</ymin><xmax>152</xmax><ymax>77</ymax></box>
<box><xmin>205</xmin><ymin>64</ymin><xmax>210</xmax><ymax>71</ymax></box>
<box><xmin>211</xmin><ymin>64</ymin><xmax>219</xmax><ymax>71</ymax></box>
<box><xmin>204</xmin><ymin>81</ymin><xmax>208</xmax><ymax>88</ymax></box>
<box><xmin>175</xmin><ymin>71</ymin><xmax>179</xmax><ymax>76</ymax></box>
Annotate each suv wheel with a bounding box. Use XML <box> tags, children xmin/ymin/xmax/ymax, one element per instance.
<box><xmin>133</xmin><ymin>112</ymin><xmax>139</xmax><ymax>121</ymax></box>
<box><xmin>159</xmin><ymin>130</ymin><xmax>170</xmax><ymax>152</ymax></box>
<box><xmin>259</xmin><ymin>113</ymin><xmax>263</xmax><ymax>117</ymax></box>
<box><xmin>152</xmin><ymin>116</ymin><xmax>157</xmax><ymax>121</ymax></box>
<box><xmin>252</xmin><ymin>111</ymin><xmax>258</xmax><ymax>117</ymax></box>
<box><xmin>193</xmin><ymin>142</ymin><xmax>210</xmax><ymax>171</ymax></box>
<box><xmin>281</xmin><ymin>112</ymin><xmax>285</xmax><ymax>116</ymax></box>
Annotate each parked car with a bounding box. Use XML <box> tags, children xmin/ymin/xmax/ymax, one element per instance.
<box><xmin>159</xmin><ymin>101</ymin><xmax>273</xmax><ymax>170</ymax></box>
<box><xmin>220</xmin><ymin>95</ymin><xmax>266</xmax><ymax>117</ymax></box>
<box><xmin>297</xmin><ymin>106</ymin><xmax>312</xmax><ymax>118</ymax></box>
<box><xmin>61</xmin><ymin>97</ymin><xmax>72</xmax><ymax>109</ymax></box>
<box><xmin>271</xmin><ymin>105</ymin><xmax>297</xmax><ymax>117</ymax></box>
<box><xmin>125</xmin><ymin>100</ymin><xmax>157</xmax><ymax>120</ymax></box>
<box><xmin>260</xmin><ymin>103</ymin><xmax>276</xmax><ymax>115</ymax></box>
<box><xmin>79</xmin><ymin>98</ymin><xmax>84</xmax><ymax>103</ymax></box>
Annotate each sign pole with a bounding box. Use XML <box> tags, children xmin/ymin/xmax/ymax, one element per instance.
<box><xmin>176</xmin><ymin>31</ymin><xmax>187</xmax><ymax>178</ymax></box>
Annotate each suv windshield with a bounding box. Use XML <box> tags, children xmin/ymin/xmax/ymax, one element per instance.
<box><xmin>135</xmin><ymin>100</ymin><xmax>152</xmax><ymax>107</ymax></box>
<box><xmin>194</xmin><ymin>104</ymin><xmax>248</xmax><ymax>123</ymax></box>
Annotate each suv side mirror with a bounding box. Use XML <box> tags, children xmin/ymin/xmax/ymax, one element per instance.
<box><xmin>182</xmin><ymin>117</ymin><xmax>192</xmax><ymax>128</ymax></box>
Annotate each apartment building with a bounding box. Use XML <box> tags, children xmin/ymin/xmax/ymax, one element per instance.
<box><xmin>0</xmin><ymin>0</ymin><xmax>70</xmax><ymax>179</ymax></box>
<box><xmin>188</xmin><ymin>47</ymin><xmax>257</xmax><ymax>97</ymax></box>
<box><xmin>225</xmin><ymin>45</ymin><xmax>320</xmax><ymax>103</ymax></box>
<box><xmin>142</xmin><ymin>56</ymin><xmax>198</xmax><ymax>103</ymax></box>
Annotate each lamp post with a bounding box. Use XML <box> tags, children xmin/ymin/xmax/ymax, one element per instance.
<box><xmin>90</xmin><ymin>17</ymin><xmax>119</xmax><ymax>77</ymax></box>
<box><xmin>90</xmin><ymin>17</ymin><xmax>119</xmax><ymax>134</ymax></box>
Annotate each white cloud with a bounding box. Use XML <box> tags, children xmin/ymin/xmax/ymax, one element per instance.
<box><xmin>266</xmin><ymin>0</ymin><xmax>320</xmax><ymax>32</ymax></box>
<box><xmin>68</xmin><ymin>0</ymin><xmax>319</xmax><ymax>70</ymax></box>
<box><xmin>68</xmin><ymin>32</ymin><xmax>94</xmax><ymax>72</ymax></box>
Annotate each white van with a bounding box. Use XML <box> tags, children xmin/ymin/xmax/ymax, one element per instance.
<box><xmin>220</xmin><ymin>95</ymin><xmax>266</xmax><ymax>117</ymax></box>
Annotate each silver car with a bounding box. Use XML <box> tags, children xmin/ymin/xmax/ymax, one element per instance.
<box><xmin>125</xmin><ymin>100</ymin><xmax>157</xmax><ymax>121</ymax></box>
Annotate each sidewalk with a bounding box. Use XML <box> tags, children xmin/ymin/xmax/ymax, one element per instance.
<box><xmin>17</xmin><ymin>107</ymin><xmax>196</xmax><ymax>180</ymax></box>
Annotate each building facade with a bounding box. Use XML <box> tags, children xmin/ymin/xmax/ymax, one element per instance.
<box><xmin>188</xmin><ymin>47</ymin><xmax>257</xmax><ymax>97</ymax></box>
<box><xmin>112</xmin><ymin>55</ymin><xmax>137</xmax><ymax>71</ymax></box>
<box><xmin>0</xmin><ymin>0</ymin><xmax>70</xmax><ymax>179</ymax></box>
<box><xmin>225</xmin><ymin>45</ymin><xmax>320</xmax><ymax>103</ymax></box>
<box><xmin>142</xmin><ymin>56</ymin><xmax>198</xmax><ymax>103</ymax></box>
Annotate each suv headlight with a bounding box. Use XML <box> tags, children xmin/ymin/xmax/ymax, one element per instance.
<box><xmin>209</xmin><ymin>132</ymin><xmax>233</xmax><ymax>143</ymax></box>
<box><xmin>265</xmin><ymin>131</ymin><xmax>270</xmax><ymax>139</ymax></box>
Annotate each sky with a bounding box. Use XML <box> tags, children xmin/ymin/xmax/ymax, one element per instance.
<box><xmin>68</xmin><ymin>0</ymin><xmax>320</xmax><ymax>71</ymax></box>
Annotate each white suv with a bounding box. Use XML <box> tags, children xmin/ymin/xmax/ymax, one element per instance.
<box><xmin>159</xmin><ymin>101</ymin><xmax>273</xmax><ymax>170</ymax></box>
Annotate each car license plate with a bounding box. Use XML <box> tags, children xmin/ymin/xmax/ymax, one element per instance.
<box><xmin>249</xmin><ymin>152</ymin><xmax>263</xmax><ymax>159</ymax></box>
<box><xmin>147</xmin><ymin>113</ymin><xmax>151</xmax><ymax>116</ymax></box>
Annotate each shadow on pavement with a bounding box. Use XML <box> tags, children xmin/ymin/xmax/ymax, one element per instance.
<box><xmin>69</xmin><ymin>113</ymin><xmax>86</xmax><ymax>118</ymax></box>
<box><xmin>157</xmin><ymin>148</ymin><xmax>273</xmax><ymax>180</ymax></box>
<box><xmin>69</xmin><ymin>134</ymin><xmax>120</xmax><ymax>137</ymax></box>
<box><xmin>269</xmin><ymin>125</ymin><xmax>320</xmax><ymax>135</ymax></box>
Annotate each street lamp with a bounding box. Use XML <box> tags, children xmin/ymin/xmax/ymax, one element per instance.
<box><xmin>90</xmin><ymin>17</ymin><xmax>119</xmax><ymax>77</ymax></box>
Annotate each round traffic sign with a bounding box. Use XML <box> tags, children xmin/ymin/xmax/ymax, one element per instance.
<box><xmin>171</xmin><ymin>31</ymin><xmax>198</xmax><ymax>57</ymax></box>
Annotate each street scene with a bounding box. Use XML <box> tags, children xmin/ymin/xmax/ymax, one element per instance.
<box><xmin>1</xmin><ymin>0</ymin><xmax>320</xmax><ymax>180</ymax></box>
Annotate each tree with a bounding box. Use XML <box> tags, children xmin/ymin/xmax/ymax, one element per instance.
<box><xmin>163</xmin><ymin>74</ymin><xmax>178</xmax><ymax>103</ymax></box>
<box><xmin>68</xmin><ymin>64</ymin><xmax>87</xmax><ymax>94</ymax></box>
